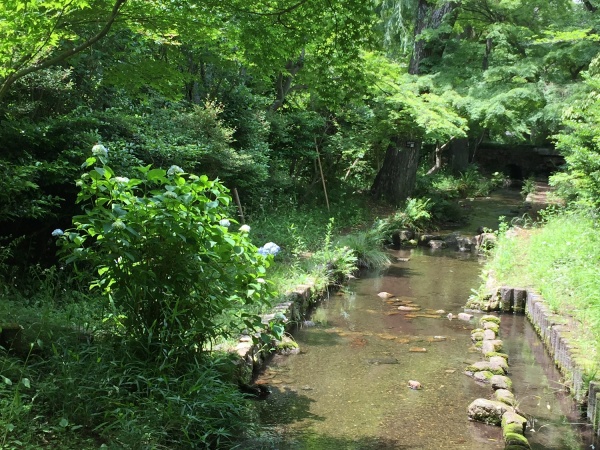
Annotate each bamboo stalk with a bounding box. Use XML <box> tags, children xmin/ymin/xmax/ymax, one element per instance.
<box><xmin>232</xmin><ymin>188</ymin><xmax>245</xmax><ymax>224</ymax></box>
<box><xmin>314</xmin><ymin>138</ymin><xmax>330</xmax><ymax>212</ymax></box>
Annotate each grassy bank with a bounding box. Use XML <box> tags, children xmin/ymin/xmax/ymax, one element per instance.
<box><xmin>480</xmin><ymin>208</ymin><xmax>600</xmax><ymax>376</ymax></box>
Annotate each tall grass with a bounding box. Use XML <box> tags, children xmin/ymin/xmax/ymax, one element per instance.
<box><xmin>483</xmin><ymin>208</ymin><xmax>600</xmax><ymax>375</ymax></box>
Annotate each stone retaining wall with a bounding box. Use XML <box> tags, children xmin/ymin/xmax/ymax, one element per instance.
<box><xmin>471</xmin><ymin>286</ymin><xmax>596</xmax><ymax>433</ymax></box>
<box><xmin>232</xmin><ymin>279</ymin><xmax>319</xmax><ymax>384</ymax></box>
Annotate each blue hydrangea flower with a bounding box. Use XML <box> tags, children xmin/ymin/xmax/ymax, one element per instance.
<box><xmin>239</xmin><ymin>224</ymin><xmax>251</xmax><ymax>233</ymax></box>
<box><xmin>219</xmin><ymin>219</ymin><xmax>231</xmax><ymax>227</ymax></box>
<box><xmin>51</xmin><ymin>229</ymin><xmax>64</xmax><ymax>237</ymax></box>
<box><xmin>258</xmin><ymin>242</ymin><xmax>280</xmax><ymax>256</ymax></box>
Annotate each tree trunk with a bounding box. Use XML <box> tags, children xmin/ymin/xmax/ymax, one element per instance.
<box><xmin>270</xmin><ymin>50</ymin><xmax>305</xmax><ymax>111</ymax></box>
<box><xmin>371</xmin><ymin>138</ymin><xmax>421</xmax><ymax>205</ymax></box>
<box><xmin>450</xmin><ymin>138</ymin><xmax>470</xmax><ymax>174</ymax></box>
<box><xmin>583</xmin><ymin>0</ymin><xmax>597</xmax><ymax>13</ymax></box>
<box><xmin>409</xmin><ymin>1</ymin><xmax>458</xmax><ymax>75</ymax></box>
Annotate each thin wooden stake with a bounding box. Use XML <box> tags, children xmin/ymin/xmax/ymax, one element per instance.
<box><xmin>232</xmin><ymin>188</ymin><xmax>245</xmax><ymax>224</ymax></box>
<box><xmin>314</xmin><ymin>138</ymin><xmax>330</xmax><ymax>212</ymax></box>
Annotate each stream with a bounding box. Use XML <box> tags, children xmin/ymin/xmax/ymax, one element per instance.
<box><xmin>245</xmin><ymin>190</ymin><xmax>598</xmax><ymax>449</ymax></box>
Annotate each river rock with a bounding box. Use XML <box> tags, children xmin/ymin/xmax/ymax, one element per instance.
<box><xmin>495</xmin><ymin>389</ymin><xmax>516</xmax><ymax>406</ymax></box>
<box><xmin>366</xmin><ymin>357</ymin><xmax>399</xmax><ymax>365</ymax></box>
<box><xmin>429</xmin><ymin>240</ymin><xmax>447</xmax><ymax>249</ymax></box>
<box><xmin>491</xmin><ymin>375</ymin><xmax>513</xmax><ymax>390</ymax></box>
<box><xmin>457</xmin><ymin>236</ymin><xmax>474</xmax><ymax>252</ymax></box>
<box><xmin>398</xmin><ymin>230</ymin><xmax>413</xmax><ymax>241</ymax></box>
<box><xmin>419</xmin><ymin>234</ymin><xmax>437</xmax><ymax>244</ymax></box>
<box><xmin>480</xmin><ymin>315</ymin><xmax>501</xmax><ymax>326</ymax></box>
<box><xmin>408</xmin><ymin>380</ymin><xmax>422</xmax><ymax>390</ymax></box>
<box><xmin>502</xmin><ymin>412</ymin><xmax>530</xmax><ymax>448</ymax></box>
<box><xmin>481</xmin><ymin>339</ymin><xmax>503</xmax><ymax>354</ymax></box>
<box><xmin>466</xmin><ymin>361</ymin><xmax>506</xmax><ymax>375</ymax></box>
<box><xmin>378</xmin><ymin>292</ymin><xmax>394</xmax><ymax>299</ymax></box>
<box><xmin>484</xmin><ymin>351</ymin><xmax>509</xmax><ymax>363</ymax></box>
<box><xmin>502</xmin><ymin>411</ymin><xmax>527</xmax><ymax>433</ymax></box>
<box><xmin>398</xmin><ymin>305</ymin><xmax>421</xmax><ymax>311</ymax></box>
<box><xmin>471</xmin><ymin>329</ymin><xmax>485</xmax><ymax>342</ymax></box>
<box><xmin>467</xmin><ymin>398</ymin><xmax>514</xmax><ymax>425</ymax></box>
<box><xmin>466</xmin><ymin>370</ymin><xmax>494</xmax><ymax>383</ymax></box>
<box><xmin>482</xmin><ymin>322</ymin><xmax>500</xmax><ymax>333</ymax></box>
<box><xmin>489</xmin><ymin>356</ymin><xmax>509</xmax><ymax>372</ymax></box>
<box><xmin>457</xmin><ymin>312</ymin><xmax>474</xmax><ymax>321</ymax></box>
<box><xmin>483</xmin><ymin>329</ymin><xmax>497</xmax><ymax>340</ymax></box>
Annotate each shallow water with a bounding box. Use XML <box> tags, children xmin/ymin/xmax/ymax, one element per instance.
<box><xmin>247</xmin><ymin>192</ymin><xmax>597</xmax><ymax>449</ymax></box>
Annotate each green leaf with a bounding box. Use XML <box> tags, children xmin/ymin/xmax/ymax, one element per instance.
<box><xmin>147</xmin><ymin>168</ymin><xmax>166</xmax><ymax>181</ymax></box>
<box><xmin>59</xmin><ymin>418</ymin><xmax>69</xmax><ymax>428</ymax></box>
<box><xmin>1</xmin><ymin>375</ymin><xmax>12</xmax><ymax>385</ymax></box>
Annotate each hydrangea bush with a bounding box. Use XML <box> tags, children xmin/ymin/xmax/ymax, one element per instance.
<box><xmin>58</xmin><ymin>149</ymin><xmax>273</xmax><ymax>353</ymax></box>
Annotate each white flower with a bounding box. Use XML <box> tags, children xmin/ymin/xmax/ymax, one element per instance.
<box><xmin>114</xmin><ymin>177</ymin><xmax>129</xmax><ymax>184</ymax></box>
<box><xmin>164</xmin><ymin>191</ymin><xmax>177</xmax><ymax>199</ymax></box>
<box><xmin>219</xmin><ymin>219</ymin><xmax>231</xmax><ymax>227</ymax></box>
<box><xmin>167</xmin><ymin>165</ymin><xmax>184</xmax><ymax>176</ymax></box>
<box><xmin>51</xmin><ymin>229</ymin><xmax>64</xmax><ymax>237</ymax></box>
<box><xmin>256</xmin><ymin>278</ymin><xmax>265</xmax><ymax>284</ymax></box>
<box><xmin>92</xmin><ymin>144</ymin><xmax>108</xmax><ymax>157</ymax></box>
<box><xmin>239</xmin><ymin>224</ymin><xmax>251</xmax><ymax>233</ymax></box>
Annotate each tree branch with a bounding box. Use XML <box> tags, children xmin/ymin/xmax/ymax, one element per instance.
<box><xmin>0</xmin><ymin>0</ymin><xmax>127</xmax><ymax>102</ymax></box>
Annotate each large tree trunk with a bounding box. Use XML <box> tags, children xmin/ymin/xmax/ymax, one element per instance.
<box><xmin>409</xmin><ymin>1</ymin><xmax>458</xmax><ymax>75</ymax></box>
<box><xmin>371</xmin><ymin>138</ymin><xmax>421</xmax><ymax>205</ymax></box>
<box><xmin>450</xmin><ymin>138</ymin><xmax>470</xmax><ymax>174</ymax></box>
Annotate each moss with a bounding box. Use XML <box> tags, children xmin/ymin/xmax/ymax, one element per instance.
<box><xmin>484</xmin><ymin>351</ymin><xmax>509</xmax><ymax>362</ymax></box>
<box><xmin>504</xmin><ymin>432</ymin><xmax>530</xmax><ymax>448</ymax></box>
<box><xmin>479</xmin><ymin>315</ymin><xmax>501</xmax><ymax>326</ymax></box>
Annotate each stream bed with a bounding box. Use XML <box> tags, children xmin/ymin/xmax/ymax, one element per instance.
<box><xmin>246</xmin><ymin>191</ymin><xmax>598</xmax><ymax>449</ymax></box>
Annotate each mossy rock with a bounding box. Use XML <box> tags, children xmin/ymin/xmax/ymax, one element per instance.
<box><xmin>482</xmin><ymin>322</ymin><xmax>500</xmax><ymax>333</ymax></box>
<box><xmin>479</xmin><ymin>315</ymin><xmax>501</xmax><ymax>326</ymax></box>
<box><xmin>504</xmin><ymin>432</ymin><xmax>530</xmax><ymax>448</ymax></box>
<box><xmin>466</xmin><ymin>361</ymin><xmax>506</xmax><ymax>375</ymax></box>
<box><xmin>495</xmin><ymin>389</ymin><xmax>516</xmax><ymax>406</ymax></box>
<box><xmin>471</xmin><ymin>329</ymin><xmax>485</xmax><ymax>342</ymax></box>
<box><xmin>485</xmin><ymin>352</ymin><xmax>509</xmax><ymax>363</ymax></box>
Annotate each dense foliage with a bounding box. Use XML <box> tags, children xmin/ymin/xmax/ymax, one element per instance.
<box><xmin>3</xmin><ymin>0</ymin><xmax>600</xmax><ymax>447</ymax></box>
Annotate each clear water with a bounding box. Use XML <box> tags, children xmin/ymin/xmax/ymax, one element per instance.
<box><xmin>244</xmin><ymin>191</ymin><xmax>597</xmax><ymax>449</ymax></box>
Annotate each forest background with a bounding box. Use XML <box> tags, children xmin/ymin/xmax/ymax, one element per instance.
<box><xmin>2</xmin><ymin>0</ymin><xmax>600</xmax><ymax>448</ymax></box>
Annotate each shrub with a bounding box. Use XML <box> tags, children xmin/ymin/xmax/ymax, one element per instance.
<box><xmin>58</xmin><ymin>148</ymin><xmax>273</xmax><ymax>355</ymax></box>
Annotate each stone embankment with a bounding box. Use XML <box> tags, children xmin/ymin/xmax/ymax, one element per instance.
<box><xmin>231</xmin><ymin>280</ymin><xmax>318</xmax><ymax>384</ymax></box>
<box><xmin>468</xmin><ymin>286</ymin><xmax>600</xmax><ymax>438</ymax></box>
<box><xmin>465</xmin><ymin>314</ymin><xmax>531</xmax><ymax>449</ymax></box>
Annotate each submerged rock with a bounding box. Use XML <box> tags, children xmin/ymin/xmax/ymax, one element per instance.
<box><xmin>398</xmin><ymin>305</ymin><xmax>421</xmax><ymax>311</ymax></box>
<box><xmin>467</xmin><ymin>398</ymin><xmax>513</xmax><ymax>425</ymax></box>
<box><xmin>408</xmin><ymin>380</ymin><xmax>422</xmax><ymax>390</ymax></box>
<box><xmin>378</xmin><ymin>292</ymin><xmax>394</xmax><ymax>299</ymax></box>
<box><xmin>458</xmin><ymin>312</ymin><xmax>474</xmax><ymax>321</ymax></box>
<box><xmin>366</xmin><ymin>357</ymin><xmax>399</xmax><ymax>365</ymax></box>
